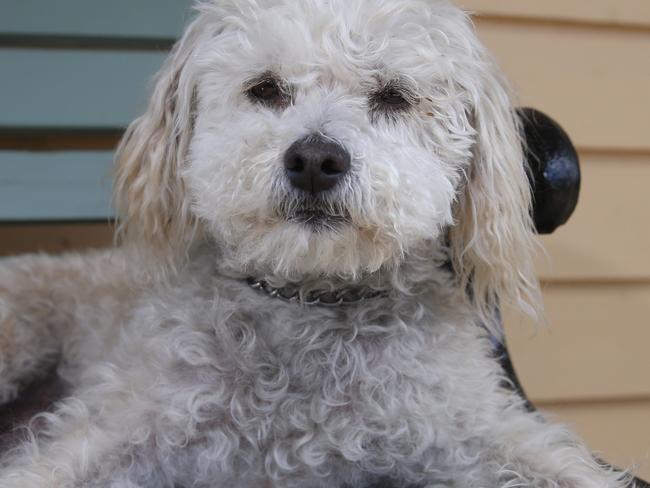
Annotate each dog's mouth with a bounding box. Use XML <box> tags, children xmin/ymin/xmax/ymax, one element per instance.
<box><xmin>275</xmin><ymin>195</ymin><xmax>350</xmax><ymax>230</ymax></box>
<box><xmin>289</xmin><ymin>207</ymin><xmax>349</xmax><ymax>228</ymax></box>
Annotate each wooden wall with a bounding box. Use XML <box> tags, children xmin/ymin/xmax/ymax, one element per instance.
<box><xmin>459</xmin><ymin>0</ymin><xmax>650</xmax><ymax>479</ymax></box>
<box><xmin>1</xmin><ymin>0</ymin><xmax>648</xmax><ymax>480</ymax></box>
<box><xmin>0</xmin><ymin>0</ymin><xmax>191</xmax><ymax>253</ymax></box>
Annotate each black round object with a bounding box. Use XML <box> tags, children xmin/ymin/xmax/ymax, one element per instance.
<box><xmin>284</xmin><ymin>134</ymin><xmax>351</xmax><ymax>194</ymax></box>
<box><xmin>518</xmin><ymin>108</ymin><xmax>581</xmax><ymax>235</ymax></box>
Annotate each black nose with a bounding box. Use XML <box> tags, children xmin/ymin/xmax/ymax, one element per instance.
<box><xmin>283</xmin><ymin>135</ymin><xmax>351</xmax><ymax>194</ymax></box>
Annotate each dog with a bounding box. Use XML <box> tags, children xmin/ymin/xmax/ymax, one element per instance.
<box><xmin>0</xmin><ymin>0</ymin><xmax>633</xmax><ymax>486</ymax></box>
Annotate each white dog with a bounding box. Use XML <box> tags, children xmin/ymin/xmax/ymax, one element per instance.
<box><xmin>0</xmin><ymin>0</ymin><xmax>633</xmax><ymax>486</ymax></box>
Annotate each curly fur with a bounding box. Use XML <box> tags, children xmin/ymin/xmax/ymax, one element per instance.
<box><xmin>0</xmin><ymin>0</ymin><xmax>635</xmax><ymax>486</ymax></box>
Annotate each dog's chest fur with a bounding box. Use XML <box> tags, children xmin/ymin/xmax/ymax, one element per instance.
<box><xmin>106</xmin><ymin>264</ymin><xmax>507</xmax><ymax>487</ymax></box>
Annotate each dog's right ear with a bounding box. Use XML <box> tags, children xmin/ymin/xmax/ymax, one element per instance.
<box><xmin>113</xmin><ymin>16</ymin><xmax>207</xmax><ymax>270</ymax></box>
<box><xmin>448</xmin><ymin>51</ymin><xmax>541</xmax><ymax>331</ymax></box>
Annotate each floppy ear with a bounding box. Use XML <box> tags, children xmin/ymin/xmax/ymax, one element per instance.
<box><xmin>449</xmin><ymin>62</ymin><xmax>541</xmax><ymax>329</ymax></box>
<box><xmin>113</xmin><ymin>16</ymin><xmax>207</xmax><ymax>270</ymax></box>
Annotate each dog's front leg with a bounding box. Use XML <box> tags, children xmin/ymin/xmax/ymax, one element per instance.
<box><xmin>486</xmin><ymin>406</ymin><xmax>631</xmax><ymax>488</ymax></box>
<box><xmin>0</xmin><ymin>249</ymin><xmax>138</xmax><ymax>404</ymax></box>
<box><xmin>0</xmin><ymin>370</ymin><xmax>161</xmax><ymax>488</ymax></box>
<box><xmin>0</xmin><ymin>350</ymin><xmax>175</xmax><ymax>488</ymax></box>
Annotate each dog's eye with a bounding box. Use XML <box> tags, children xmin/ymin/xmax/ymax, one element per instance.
<box><xmin>246</xmin><ymin>76</ymin><xmax>290</xmax><ymax>108</ymax></box>
<box><xmin>369</xmin><ymin>82</ymin><xmax>417</xmax><ymax>120</ymax></box>
<box><xmin>378</xmin><ymin>89</ymin><xmax>408</xmax><ymax>107</ymax></box>
<box><xmin>249</xmin><ymin>79</ymin><xmax>280</xmax><ymax>101</ymax></box>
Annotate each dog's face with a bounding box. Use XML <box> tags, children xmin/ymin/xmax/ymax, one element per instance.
<box><xmin>187</xmin><ymin>0</ymin><xmax>475</xmax><ymax>278</ymax></box>
<box><xmin>115</xmin><ymin>0</ymin><xmax>539</xmax><ymax>317</ymax></box>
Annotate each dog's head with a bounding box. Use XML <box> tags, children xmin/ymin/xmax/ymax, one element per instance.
<box><xmin>114</xmin><ymin>0</ymin><xmax>539</xmax><ymax>319</ymax></box>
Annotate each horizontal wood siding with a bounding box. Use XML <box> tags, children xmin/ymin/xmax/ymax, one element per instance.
<box><xmin>0</xmin><ymin>0</ymin><xmax>193</xmax><ymax>39</ymax></box>
<box><xmin>537</xmin><ymin>153</ymin><xmax>650</xmax><ymax>281</ymax></box>
<box><xmin>0</xmin><ymin>2</ymin><xmax>173</xmax><ymax>223</ymax></box>
<box><xmin>474</xmin><ymin>18</ymin><xmax>650</xmax><ymax>152</ymax></box>
<box><xmin>0</xmin><ymin>223</ymin><xmax>112</xmax><ymax>256</ymax></box>
<box><xmin>0</xmin><ymin>49</ymin><xmax>166</xmax><ymax>128</ymax></box>
<box><xmin>461</xmin><ymin>0</ymin><xmax>650</xmax><ymax>28</ymax></box>
<box><xmin>0</xmin><ymin>151</ymin><xmax>113</xmax><ymax>220</ymax></box>
<box><xmin>504</xmin><ymin>283</ymin><xmax>650</xmax><ymax>403</ymax></box>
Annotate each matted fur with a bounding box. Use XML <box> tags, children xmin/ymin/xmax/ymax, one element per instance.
<box><xmin>0</xmin><ymin>0</ymin><xmax>634</xmax><ymax>486</ymax></box>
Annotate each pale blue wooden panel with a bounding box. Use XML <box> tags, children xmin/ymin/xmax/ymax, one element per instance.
<box><xmin>0</xmin><ymin>151</ymin><xmax>113</xmax><ymax>220</ymax></box>
<box><xmin>0</xmin><ymin>49</ymin><xmax>167</xmax><ymax>128</ymax></box>
<box><xmin>0</xmin><ymin>0</ymin><xmax>194</xmax><ymax>39</ymax></box>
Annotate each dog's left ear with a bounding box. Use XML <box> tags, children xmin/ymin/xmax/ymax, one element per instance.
<box><xmin>113</xmin><ymin>16</ymin><xmax>208</xmax><ymax>270</ymax></box>
<box><xmin>449</xmin><ymin>64</ymin><xmax>540</xmax><ymax>326</ymax></box>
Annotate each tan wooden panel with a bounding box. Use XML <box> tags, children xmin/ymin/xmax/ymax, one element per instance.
<box><xmin>504</xmin><ymin>283</ymin><xmax>650</xmax><ymax>403</ymax></box>
<box><xmin>0</xmin><ymin>223</ymin><xmax>113</xmax><ymax>257</ymax></box>
<box><xmin>540</xmin><ymin>400</ymin><xmax>650</xmax><ymax>482</ymax></box>
<box><xmin>536</xmin><ymin>153</ymin><xmax>650</xmax><ymax>281</ymax></box>
<box><xmin>474</xmin><ymin>19</ymin><xmax>650</xmax><ymax>152</ymax></box>
<box><xmin>460</xmin><ymin>0</ymin><xmax>650</xmax><ymax>28</ymax></box>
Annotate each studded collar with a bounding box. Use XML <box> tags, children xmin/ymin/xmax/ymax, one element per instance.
<box><xmin>246</xmin><ymin>277</ymin><xmax>390</xmax><ymax>307</ymax></box>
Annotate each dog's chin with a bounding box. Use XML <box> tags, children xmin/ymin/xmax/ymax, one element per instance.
<box><xmin>222</xmin><ymin>211</ymin><xmax>404</xmax><ymax>281</ymax></box>
<box><xmin>276</xmin><ymin>195</ymin><xmax>351</xmax><ymax>231</ymax></box>
<box><xmin>286</xmin><ymin>209</ymin><xmax>348</xmax><ymax>231</ymax></box>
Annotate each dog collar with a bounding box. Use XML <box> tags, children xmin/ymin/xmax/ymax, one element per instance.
<box><xmin>246</xmin><ymin>277</ymin><xmax>390</xmax><ymax>307</ymax></box>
